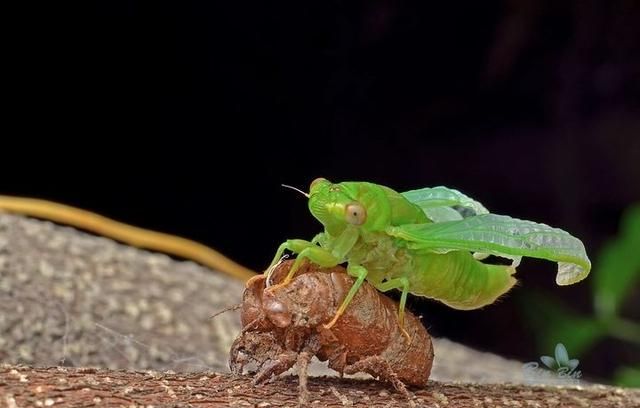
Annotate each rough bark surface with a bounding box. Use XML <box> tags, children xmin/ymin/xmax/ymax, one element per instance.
<box><xmin>0</xmin><ymin>212</ymin><xmax>244</xmax><ymax>372</ymax></box>
<box><xmin>2</xmin><ymin>365</ymin><xmax>639</xmax><ymax>408</ymax></box>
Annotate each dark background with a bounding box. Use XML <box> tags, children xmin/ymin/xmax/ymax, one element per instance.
<box><xmin>5</xmin><ymin>1</ymin><xmax>639</xmax><ymax>383</ymax></box>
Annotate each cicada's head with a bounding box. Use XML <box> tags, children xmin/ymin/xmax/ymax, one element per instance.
<box><xmin>307</xmin><ymin>178</ymin><xmax>391</xmax><ymax>236</ymax></box>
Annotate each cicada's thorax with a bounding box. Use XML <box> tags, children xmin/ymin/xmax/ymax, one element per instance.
<box><xmin>347</xmin><ymin>231</ymin><xmax>411</xmax><ymax>287</ymax></box>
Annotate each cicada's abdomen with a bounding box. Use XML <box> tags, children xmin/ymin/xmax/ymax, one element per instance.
<box><xmin>406</xmin><ymin>251</ymin><xmax>517</xmax><ymax>310</ymax></box>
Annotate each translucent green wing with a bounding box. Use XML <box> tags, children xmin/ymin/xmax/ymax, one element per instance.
<box><xmin>419</xmin><ymin>206</ymin><xmax>466</xmax><ymax>222</ymax></box>
<box><xmin>401</xmin><ymin>186</ymin><xmax>489</xmax><ymax>222</ymax></box>
<box><xmin>387</xmin><ymin>214</ymin><xmax>591</xmax><ymax>285</ymax></box>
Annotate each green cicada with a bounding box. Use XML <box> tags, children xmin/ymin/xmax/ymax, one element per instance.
<box><xmin>265</xmin><ymin>178</ymin><xmax>591</xmax><ymax>338</ymax></box>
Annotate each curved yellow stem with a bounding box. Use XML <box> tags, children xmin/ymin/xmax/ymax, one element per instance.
<box><xmin>0</xmin><ymin>195</ymin><xmax>257</xmax><ymax>281</ymax></box>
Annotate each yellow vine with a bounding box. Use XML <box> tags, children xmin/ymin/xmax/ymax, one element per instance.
<box><xmin>0</xmin><ymin>195</ymin><xmax>257</xmax><ymax>281</ymax></box>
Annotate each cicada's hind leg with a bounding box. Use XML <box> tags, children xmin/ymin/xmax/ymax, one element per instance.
<box><xmin>323</xmin><ymin>264</ymin><xmax>369</xmax><ymax>330</ymax></box>
<box><xmin>267</xmin><ymin>242</ymin><xmax>340</xmax><ymax>290</ymax></box>
<box><xmin>375</xmin><ymin>276</ymin><xmax>411</xmax><ymax>342</ymax></box>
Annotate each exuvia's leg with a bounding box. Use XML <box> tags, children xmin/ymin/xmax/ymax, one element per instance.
<box><xmin>297</xmin><ymin>351</ymin><xmax>313</xmax><ymax>406</ymax></box>
<box><xmin>343</xmin><ymin>355</ymin><xmax>410</xmax><ymax>401</ymax></box>
<box><xmin>252</xmin><ymin>350</ymin><xmax>298</xmax><ymax>385</ymax></box>
<box><xmin>323</xmin><ymin>264</ymin><xmax>368</xmax><ymax>330</ymax></box>
<box><xmin>375</xmin><ymin>276</ymin><xmax>411</xmax><ymax>342</ymax></box>
<box><xmin>270</xmin><ymin>245</ymin><xmax>340</xmax><ymax>289</ymax></box>
<box><xmin>326</xmin><ymin>346</ymin><xmax>348</xmax><ymax>377</ymax></box>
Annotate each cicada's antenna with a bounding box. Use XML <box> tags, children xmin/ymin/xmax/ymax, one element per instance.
<box><xmin>281</xmin><ymin>184</ymin><xmax>310</xmax><ymax>198</ymax></box>
<box><xmin>210</xmin><ymin>303</ymin><xmax>242</xmax><ymax>319</ymax></box>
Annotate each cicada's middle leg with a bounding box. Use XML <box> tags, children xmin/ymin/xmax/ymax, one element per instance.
<box><xmin>323</xmin><ymin>263</ymin><xmax>369</xmax><ymax>330</ymax></box>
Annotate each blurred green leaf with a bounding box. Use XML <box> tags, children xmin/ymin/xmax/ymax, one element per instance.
<box><xmin>520</xmin><ymin>292</ymin><xmax>606</xmax><ymax>357</ymax></box>
<box><xmin>593</xmin><ymin>204</ymin><xmax>640</xmax><ymax>318</ymax></box>
<box><xmin>613</xmin><ymin>366</ymin><xmax>640</xmax><ymax>388</ymax></box>
<box><xmin>607</xmin><ymin>317</ymin><xmax>640</xmax><ymax>347</ymax></box>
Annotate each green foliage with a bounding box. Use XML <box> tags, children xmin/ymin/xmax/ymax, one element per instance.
<box><xmin>522</xmin><ymin>203</ymin><xmax>640</xmax><ymax>387</ymax></box>
<box><xmin>520</xmin><ymin>292</ymin><xmax>606</xmax><ymax>357</ymax></box>
<box><xmin>614</xmin><ymin>367</ymin><xmax>640</xmax><ymax>388</ymax></box>
<box><xmin>593</xmin><ymin>205</ymin><xmax>640</xmax><ymax>318</ymax></box>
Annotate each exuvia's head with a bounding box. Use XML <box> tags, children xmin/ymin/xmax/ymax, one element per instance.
<box><xmin>262</xmin><ymin>271</ymin><xmax>335</xmax><ymax>328</ymax></box>
<box><xmin>307</xmin><ymin>177</ymin><xmax>391</xmax><ymax>235</ymax></box>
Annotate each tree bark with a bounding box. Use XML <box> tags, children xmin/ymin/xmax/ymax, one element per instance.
<box><xmin>2</xmin><ymin>364</ymin><xmax>639</xmax><ymax>408</ymax></box>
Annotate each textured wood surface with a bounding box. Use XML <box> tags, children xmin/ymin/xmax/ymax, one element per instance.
<box><xmin>2</xmin><ymin>365</ymin><xmax>639</xmax><ymax>408</ymax></box>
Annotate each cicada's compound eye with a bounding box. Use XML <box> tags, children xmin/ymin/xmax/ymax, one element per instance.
<box><xmin>345</xmin><ymin>202</ymin><xmax>367</xmax><ymax>225</ymax></box>
<box><xmin>263</xmin><ymin>295</ymin><xmax>292</xmax><ymax>328</ymax></box>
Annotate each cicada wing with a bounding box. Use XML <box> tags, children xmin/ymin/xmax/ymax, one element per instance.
<box><xmin>387</xmin><ymin>214</ymin><xmax>591</xmax><ymax>286</ymax></box>
<box><xmin>401</xmin><ymin>186</ymin><xmax>489</xmax><ymax>222</ymax></box>
<box><xmin>420</xmin><ymin>206</ymin><xmax>465</xmax><ymax>222</ymax></box>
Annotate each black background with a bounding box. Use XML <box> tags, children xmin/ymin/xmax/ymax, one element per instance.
<box><xmin>5</xmin><ymin>1</ymin><xmax>640</xmax><ymax>382</ymax></box>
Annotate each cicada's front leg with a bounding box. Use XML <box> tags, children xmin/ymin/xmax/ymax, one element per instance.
<box><xmin>310</xmin><ymin>232</ymin><xmax>325</xmax><ymax>246</ymax></box>
<box><xmin>267</xmin><ymin>226</ymin><xmax>359</xmax><ymax>289</ymax></box>
<box><xmin>264</xmin><ymin>239</ymin><xmax>340</xmax><ymax>288</ymax></box>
